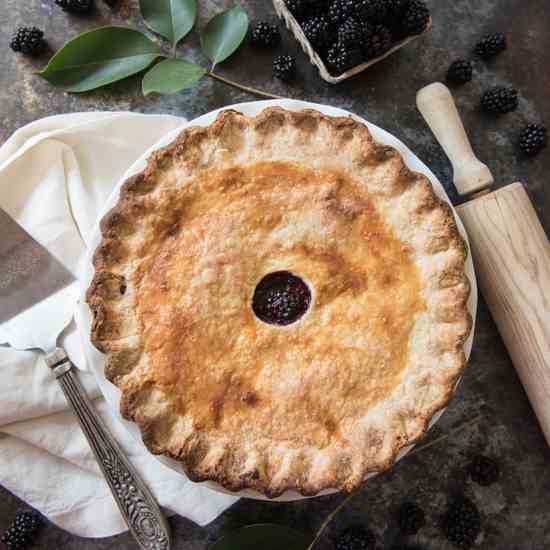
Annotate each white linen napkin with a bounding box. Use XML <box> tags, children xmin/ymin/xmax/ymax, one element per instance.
<box><xmin>0</xmin><ymin>112</ymin><xmax>239</xmax><ymax>537</ymax></box>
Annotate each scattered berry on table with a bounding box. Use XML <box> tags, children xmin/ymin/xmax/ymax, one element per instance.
<box><xmin>326</xmin><ymin>40</ymin><xmax>362</xmax><ymax>74</ymax></box>
<box><xmin>9</xmin><ymin>27</ymin><xmax>46</xmax><ymax>55</ymax></box>
<box><xmin>475</xmin><ymin>32</ymin><xmax>507</xmax><ymax>59</ymax></box>
<box><xmin>355</xmin><ymin>0</ymin><xmax>388</xmax><ymax>23</ymax></box>
<box><xmin>285</xmin><ymin>0</ymin><xmax>307</xmax><ymax>20</ymax></box>
<box><xmin>397</xmin><ymin>501</ymin><xmax>426</xmax><ymax>535</ymax></box>
<box><xmin>1</xmin><ymin>510</ymin><xmax>42</xmax><ymax>550</ymax></box>
<box><xmin>55</xmin><ymin>0</ymin><xmax>94</xmax><ymax>13</ymax></box>
<box><xmin>273</xmin><ymin>55</ymin><xmax>297</xmax><ymax>81</ymax></box>
<box><xmin>302</xmin><ymin>15</ymin><xmax>336</xmax><ymax>51</ymax></box>
<box><xmin>481</xmin><ymin>86</ymin><xmax>518</xmax><ymax>113</ymax></box>
<box><xmin>361</xmin><ymin>23</ymin><xmax>392</xmax><ymax>60</ymax></box>
<box><xmin>328</xmin><ymin>0</ymin><xmax>356</xmax><ymax>26</ymax></box>
<box><xmin>13</xmin><ymin>512</ymin><xmax>41</xmax><ymax>535</ymax></box>
<box><xmin>398</xmin><ymin>0</ymin><xmax>430</xmax><ymax>37</ymax></box>
<box><xmin>334</xmin><ymin>526</ymin><xmax>376</xmax><ymax>550</ymax></box>
<box><xmin>250</xmin><ymin>21</ymin><xmax>280</xmax><ymax>49</ymax></box>
<box><xmin>442</xmin><ymin>496</ymin><xmax>481</xmax><ymax>548</ymax></box>
<box><xmin>447</xmin><ymin>59</ymin><xmax>473</xmax><ymax>84</ymax></box>
<box><xmin>468</xmin><ymin>454</ymin><xmax>500</xmax><ymax>486</ymax></box>
<box><xmin>338</xmin><ymin>17</ymin><xmax>362</xmax><ymax>47</ymax></box>
<box><xmin>519</xmin><ymin>123</ymin><xmax>548</xmax><ymax>156</ymax></box>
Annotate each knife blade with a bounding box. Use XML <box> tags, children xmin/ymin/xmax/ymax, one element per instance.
<box><xmin>0</xmin><ymin>208</ymin><xmax>75</xmax><ymax>324</ymax></box>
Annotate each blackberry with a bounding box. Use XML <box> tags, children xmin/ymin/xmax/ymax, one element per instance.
<box><xmin>338</xmin><ymin>17</ymin><xmax>362</xmax><ymax>47</ymax></box>
<box><xmin>1</xmin><ymin>511</ymin><xmax>41</xmax><ymax>550</ymax></box>
<box><xmin>250</xmin><ymin>21</ymin><xmax>280</xmax><ymax>49</ymax></box>
<box><xmin>304</xmin><ymin>0</ymin><xmax>330</xmax><ymax>17</ymax></box>
<box><xmin>397</xmin><ymin>501</ymin><xmax>426</xmax><ymax>535</ymax></box>
<box><xmin>1</xmin><ymin>526</ymin><xmax>28</xmax><ymax>550</ymax></box>
<box><xmin>355</xmin><ymin>0</ymin><xmax>388</xmax><ymax>23</ymax></box>
<box><xmin>326</xmin><ymin>40</ymin><xmax>362</xmax><ymax>74</ymax></box>
<box><xmin>252</xmin><ymin>271</ymin><xmax>309</xmax><ymax>324</ymax></box>
<box><xmin>519</xmin><ymin>123</ymin><xmax>548</xmax><ymax>156</ymax></box>
<box><xmin>328</xmin><ymin>0</ymin><xmax>355</xmax><ymax>25</ymax></box>
<box><xmin>361</xmin><ymin>23</ymin><xmax>392</xmax><ymax>59</ymax></box>
<box><xmin>399</xmin><ymin>0</ymin><xmax>430</xmax><ymax>36</ymax></box>
<box><xmin>13</xmin><ymin>512</ymin><xmax>41</xmax><ymax>534</ymax></box>
<box><xmin>386</xmin><ymin>0</ymin><xmax>409</xmax><ymax>20</ymax></box>
<box><xmin>447</xmin><ymin>59</ymin><xmax>473</xmax><ymax>84</ymax></box>
<box><xmin>273</xmin><ymin>55</ymin><xmax>296</xmax><ymax>81</ymax></box>
<box><xmin>468</xmin><ymin>454</ymin><xmax>500</xmax><ymax>486</ymax></box>
<box><xmin>391</xmin><ymin>546</ymin><xmax>428</xmax><ymax>550</ymax></box>
<box><xmin>55</xmin><ymin>0</ymin><xmax>94</xmax><ymax>13</ymax></box>
<box><xmin>481</xmin><ymin>86</ymin><xmax>518</xmax><ymax>114</ymax></box>
<box><xmin>9</xmin><ymin>27</ymin><xmax>46</xmax><ymax>55</ymax></box>
<box><xmin>286</xmin><ymin>0</ymin><xmax>307</xmax><ymax>20</ymax></box>
<box><xmin>475</xmin><ymin>32</ymin><xmax>506</xmax><ymax>59</ymax></box>
<box><xmin>302</xmin><ymin>15</ymin><xmax>335</xmax><ymax>50</ymax></box>
<box><xmin>334</xmin><ymin>526</ymin><xmax>376</xmax><ymax>550</ymax></box>
<box><xmin>442</xmin><ymin>496</ymin><xmax>481</xmax><ymax>548</ymax></box>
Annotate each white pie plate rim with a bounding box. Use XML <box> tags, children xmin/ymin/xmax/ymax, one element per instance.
<box><xmin>76</xmin><ymin>99</ymin><xmax>478</xmax><ymax>502</ymax></box>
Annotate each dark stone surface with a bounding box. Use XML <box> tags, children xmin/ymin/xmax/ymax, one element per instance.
<box><xmin>1</xmin><ymin>0</ymin><xmax>549</xmax><ymax>548</ymax></box>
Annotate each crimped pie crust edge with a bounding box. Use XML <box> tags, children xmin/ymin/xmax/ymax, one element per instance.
<box><xmin>86</xmin><ymin>107</ymin><xmax>472</xmax><ymax>497</ymax></box>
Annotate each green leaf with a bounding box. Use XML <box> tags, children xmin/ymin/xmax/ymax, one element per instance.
<box><xmin>140</xmin><ymin>0</ymin><xmax>196</xmax><ymax>46</ymax></box>
<box><xmin>200</xmin><ymin>6</ymin><xmax>249</xmax><ymax>68</ymax></box>
<box><xmin>37</xmin><ymin>27</ymin><xmax>162</xmax><ymax>93</ymax></box>
<box><xmin>142</xmin><ymin>58</ymin><xmax>206</xmax><ymax>95</ymax></box>
<box><xmin>209</xmin><ymin>524</ymin><xmax>313</xmax><ymax>550</ymax></box>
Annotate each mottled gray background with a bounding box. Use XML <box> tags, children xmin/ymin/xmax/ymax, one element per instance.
<box><xmin>1</xmin><ymin>0</ymin><xmax>549</xmax><ymax>548</ymax></box>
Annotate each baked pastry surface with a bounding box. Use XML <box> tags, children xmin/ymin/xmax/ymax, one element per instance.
<box><xmin>87</xmin><ymin>107</ymin><xmax>471</xmax><ymax>497</ymax></box>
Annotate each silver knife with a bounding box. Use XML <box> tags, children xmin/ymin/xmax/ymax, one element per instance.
<box><xmin>0</xmin><ymin>209</ymin><xmax>171</xmax><ymax>550</ymax></box>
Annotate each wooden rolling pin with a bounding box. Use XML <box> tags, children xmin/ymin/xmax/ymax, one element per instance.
<box><xmin>417</xmin><ymin>82</ymin><xmax>550</xmax><ymax>445</ymax></box>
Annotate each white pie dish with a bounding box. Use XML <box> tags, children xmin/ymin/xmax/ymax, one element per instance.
<box><xmin>76</xmin><ymin>99</ymin><xmax>477</xmax><ymax>502</ymax></box>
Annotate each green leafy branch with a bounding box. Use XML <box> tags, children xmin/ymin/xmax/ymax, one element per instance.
<box><xmin>37</xmin><ymin>0</ymin><xmax>281</xmax><ymax>98</ymax></box>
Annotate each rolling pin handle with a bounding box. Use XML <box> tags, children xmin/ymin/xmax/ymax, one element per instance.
<box><xmin>416</xmin><ymin>82</ymin><xmax>494</xmax><ymax>196</ymax></box>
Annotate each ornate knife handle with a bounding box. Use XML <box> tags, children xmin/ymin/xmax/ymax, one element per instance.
<box><xmin>45</xmin><ymin>348</ymin><xmax>171</xmax><ymax>550</ymax></box>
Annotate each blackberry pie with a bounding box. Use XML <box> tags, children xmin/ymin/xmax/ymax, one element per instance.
<box><xmin>87</xmin><ymin>107</ymin><xmax>471</xmax><ymax>497</ymax></box>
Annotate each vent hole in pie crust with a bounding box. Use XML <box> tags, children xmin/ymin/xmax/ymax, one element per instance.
<box><xmin>252</xmin><ymin>271</ymin><xmax>311</xmax><ymax>326</ymax></box>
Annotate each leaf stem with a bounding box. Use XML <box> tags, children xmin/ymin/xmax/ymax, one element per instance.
<box><xmin>208</xmin><ymin>71</ymin><xmax>283</xmax><ymax>99</ymax></box>
<box><xmin>306</xmin><ymin>413</ymin><xmax>483</xmax><ymax>550</ymax></box>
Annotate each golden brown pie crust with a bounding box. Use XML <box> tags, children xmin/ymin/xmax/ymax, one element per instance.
<box><xmin>86</xmin><ymin>107</ymin><xmax>472</xmax><ymax>497</ymax></box>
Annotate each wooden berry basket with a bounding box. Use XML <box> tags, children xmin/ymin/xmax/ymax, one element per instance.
<box><xmin>273</xmin><ymin>0</ymin><xmax>432</xmax><ymax>84</ymax></box>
